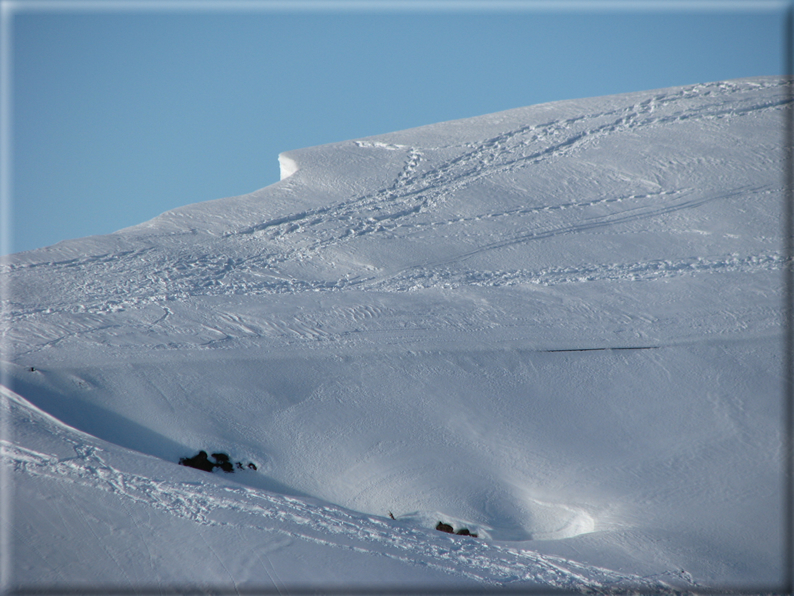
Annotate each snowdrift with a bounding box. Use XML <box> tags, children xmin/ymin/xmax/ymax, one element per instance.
<box><xmin>2</xmin><ymin>76</ymin><xmax>789</xmax><ymax>592</ymax></box>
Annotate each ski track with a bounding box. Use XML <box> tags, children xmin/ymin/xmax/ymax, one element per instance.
<box><xmin>5</xmin><ymin>435</ymin><xmax>689</xmax><ymax>593</ymax></box>
<box><xmin>3</xmin><ymin>246</ymin><xmax>784</xmax><ymax>325</ymax></box>
<box><xmin>2</xmin><ymin>79</ymin><xmax>787</xmax><ymax>326</ymax></box>
<box><xmin>5</xmin><ymin>247</ymin><xmax>783</xmax><ymax>359</ymax></box>
<box><xmin>3</xmin><ymin>78</ymin><xmax>787</xmax><ymax>591</ymax></box>
<box><xmin>4</xmin><ymin>79</ymin><xmax>789</xmax><ymax>319</ymax></box>
<box><xmin>368</xmin><ymin>250</ymin><xmax>787</xmax><ymax>292</ymax></box>
<box><xmin>232</xmin><ymin>78</ymin><xmax>790</xmax><ymax>250</ymax></box>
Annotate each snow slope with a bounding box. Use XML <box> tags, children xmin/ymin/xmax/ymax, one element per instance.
<box><xmin>2</xmin><ymin>76</ymin><xmax>790</xmax><ymax>593</ymax></box>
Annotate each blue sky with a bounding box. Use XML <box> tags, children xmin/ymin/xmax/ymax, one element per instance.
<box><xmin>4</xmin><ymin>1</ymin><xmax>790</xmax><ymax>254</ymax></box>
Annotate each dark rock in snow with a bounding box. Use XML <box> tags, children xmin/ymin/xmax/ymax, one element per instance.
<box><xmin>179</xmin><ymin>450</ymin><xmax>257</xmax><ymax>474</ymax></box>
<box><xmin>179</xmin><ymin>450</ymin><xmax>215</xmax><ymax>472</ymax></box>
<box><xmin>435</xmin><ymin>521</ymin><xmax>477</xmax><ymax>537</ymax></box>
<box><xmin>436</xmin><ymin>522</ymin><xmax>454</xmax><ymax>534</ymax></box>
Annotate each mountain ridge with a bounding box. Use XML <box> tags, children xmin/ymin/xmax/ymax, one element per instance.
<box><xmin>3</xmin><ymin>75</ymin><xmax>789</xmax><ymax>591</ymax></box>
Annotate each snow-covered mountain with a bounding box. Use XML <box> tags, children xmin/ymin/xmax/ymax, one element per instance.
<box><xmin>2</xmin><ymin>76</ymin><xmax>790</xmax><ymax>593</ymax></box>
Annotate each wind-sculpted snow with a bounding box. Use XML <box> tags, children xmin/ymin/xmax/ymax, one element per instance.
<box><xmin>4</xmin><ymin>78</ymin><xmax>788</xmax><ymax>314</ymax></box>
<box><xmin>5</xmin><ymin>386</ymin><xmax>689</xmax><ymax>592</ymax></box>
<box><xmin>3</xmin><ymin>76</ymin><xmax>789</xmax><ymax>591</ymax></box>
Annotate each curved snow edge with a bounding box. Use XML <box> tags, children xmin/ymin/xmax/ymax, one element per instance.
<box><xmin>278</xmin><ymin>153</ymin><xmax>299</xmax><ymax>180</ymax></box>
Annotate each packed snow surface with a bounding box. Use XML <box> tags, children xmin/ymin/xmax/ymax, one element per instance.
<box><xmin>2</xmin><ymin>76</ymin><xmax>789</xmax><ymax>593</ymax></box>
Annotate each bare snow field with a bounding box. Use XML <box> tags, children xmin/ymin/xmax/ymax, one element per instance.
<box><xmin>2</xmin><ymin>76</ymin><xmax>790</xmax><ymax>593</ymax></box>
